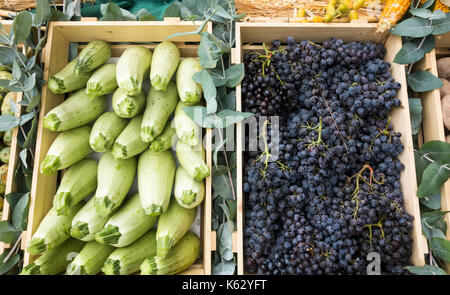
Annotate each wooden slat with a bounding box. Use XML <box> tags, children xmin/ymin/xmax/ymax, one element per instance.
<box><xmin>211</xmin><ymin>230</ymin><xmax>217</xmax><ymax>251</ymax></box>
<box><xmin>235</xmin><ymin>23</ymin><xmax>427</xmax><ymax>275</ymax></box>
<box><xmin>417</xmin><ymin>49</ymin><xmax>450</xmax><ymax>272</ymax></box>
<box><xmin>23</xmin><ymin>21</ymin><xmax>213</xmax><ymax>275</ymax></box>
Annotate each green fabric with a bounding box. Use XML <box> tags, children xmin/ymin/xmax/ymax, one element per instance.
<box><xmin>81</xmin><ymin>0</ymin><xmax>175</xmax><ymax>20</ymax></box>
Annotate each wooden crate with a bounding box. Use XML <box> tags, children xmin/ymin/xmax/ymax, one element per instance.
<box><xmin>234</xmin><ymin>23</ymin><xmax>427</xmax><ymax>275</ymax></box>
<box><xmin>22</xmin><ymin>19</ymin><xmax>212</xmax><ymax>275</ymax></box>
<box><xmin>0</xmin><ymin>20</ymin><xmax>25</xmax><ymax>255</ymax></box>
<box><xmin>416</xmin><ymin>36</ymin><xmax>450</xmax><ymax>272</ymax></box>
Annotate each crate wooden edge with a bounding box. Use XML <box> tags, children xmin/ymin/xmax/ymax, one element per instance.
<box><xmin>23</xmin><ymin>20</ymin><xmax>213</xmax><ymax>275</ymax></box>
<box><xmin>235</xmin><ymin>23</ymin><xmax>426</xmax><ymax>275</ymax></box>
<box><xmin>416</xmin><ymin>49</ymin><xmax>450</xmax><ymax>272</ymax></box>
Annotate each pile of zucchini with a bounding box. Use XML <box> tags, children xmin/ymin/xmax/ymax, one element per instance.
<box><xmin>22</xmin><ymin>40</ymin><xmax>209</xmax><ymax>275</ymax></box>
<box><xmin>0</xmin><ymin>69</ymin><xmax>17</xmax><ymax>219</ymax></box>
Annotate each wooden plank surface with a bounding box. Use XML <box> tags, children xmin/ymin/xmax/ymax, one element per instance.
<box><xmin>235</xmin><ymin>23</ymin><xmax>426</xmax><ymax>274</ymax></box>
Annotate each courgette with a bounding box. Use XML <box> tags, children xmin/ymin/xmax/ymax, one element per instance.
<box><xmin>94</xmin><ymin>152</ymin><xmax>136</xmax><ymax>217</ymax></box>
<box><xmin>0</xmin><ymin>146</ymin><xmax>10</xmax><ymax>164</ymax></box>
<box><xmin>21</xmin><ymin>238</ymin><xmax>85</xmax><ymax>275</ymax></box>
<box><xmin>176</xmin><ymin>140</ymin><xmax>210</xmax><ymax>181</ymax></box>
<box><xmin>66</xmin><ymin>241</ymin><xmax>115</xmax><ymax>275</ymax></box>
<box><xmin>48</xmin><ymin>59</ymin><xmax>91</xmax><ymax>94</ymax></box>
<box><xmin>0</xmin><ymin>164</ymin><xmax>7</xmax><ymax>195</ymax></box>
<box><xmin>0</xmin><ymin>71</ymin><xmax>12</xmax><ymax>97</ymax></box>
<box><xmin>85</xmin><ymin>63</ymin><xmax>118</xmax><ymax>97</ymax></box>
<box><xmin>141</xmin><ymin>81</ymin><xmax>178</xmax><ymax>143</ymax></box>
<box><xmin>70</xmin><ymin>197</ymin><xmax>110</xmax><ymax>241</ymax></box>
<box><xmin>74</xmin><ymin>40</ymin><xmax>111</xmax><ymax>76</ymax></box>
<box><xmin>112</xmin><ymin>87</ymin><xmax>146</xmax><ymax>118</ymax></box>
<box><xmin>43</xmin><ymin>88</ymin><xmax>107</xmax><ymax>132</ymax></box>
<box><xmin>26</xmin><ymin>203</ymin><xmax>84</xmax><ymax>255</ymax></box>
<box><xmin>173</xmin><ymin>101</ymin><xmax>201</xmax><ymax>146</ymax></box>
<box><xmin>138</xmin><ymin>150</ymin><xmax>176</xmax><ymax>216</ymax></box>
<box><xmin>1</xmin><ymin>91</ymin><xmax>18</xmax><ymax>116</ymax></box>
<box><xmin>176</xmin><ymin>58</ymin><xmax>202</xmax><ymax>105</ymax></box>
<box><xmin>40</xmin><ymin>125</ymin><xmax>93</xmax><ymax>176</ymax></box>
<box><xmin>102</xmin><ymin>230</ymin><xmax>157</xmax><ymax>275</ymax></box>
<box><xmin>174</xmin><ymin>166</ymin><xmax>205</xmax><ymax>209</ymax></box>
<box><xmin>53</xmin><ymin>159</ymin><xmax>98</xmax><ymax>216</ymax></box>
<box><xmin>140</xmin><ymin>232</ymin><xmax>200</xmax><ymax>275</ymax></box>
<box><xmin>95</xmin><ymin>193</ymin><xmax>157</xmax><ymax>247</ymax></box>
<box><xmin>3</xmin><ymin>130</ymin><xmax>11</xmax><ymax>146</ymax></box>
<box><xmin>111</xmin><ymin>115</ymin><xmax>150</xmax><ymax>159</ymax></box>
<box><xmin>150</xmin><ymin>41</ymin><xmax>180</xmax><ymax>91</ymax></box>
<box><xmin>116</xmin><ymin>46</ymin><xmax>152</xmax><ymax>96</ymax></box>
<box><xmin>89</xmin><ymin>111</ymin><xmax>128</xmax><ymax>152</ymax></box>
<box><xmin>149</xmin><ymin>122</ymin><xmax>176</xmax><ymax>152</ymax></box>
<box><xmin>155</xmin><ymin>200</ymin><xmax>197</xmax><ymax>257</ymax></box>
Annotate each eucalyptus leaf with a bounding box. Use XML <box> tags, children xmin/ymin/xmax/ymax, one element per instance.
<box><xmin>394</xmin><ymin>42</ymin><xmax>424</xmax><ymax>65</ymax></box>
<box><xmin>0</xmin><ymin>221</ymin><xmax>20</xmax><ymax>244</ymax></box>
<box><xmin>212</xmin><ymin>260</ymin><xmax>235</xmax><ymax>274</ymax></box>
<box><xmin>23</xmin><ymin>114</ymin><xmax>38</xmax><ymax>149</ymax></box>
<box><xmin>209</xmin><ymin>69</ymin><xmax>227</xmax><ymax>87</ymax></box>
<box><xmin>213</xmin><ymin>169</ymin><xmax>236</xmax><ymax>200</ymax></box>
<box><xmin>0</xmin><ymin>253</ymin><xmax>19</xmax><ymax>275</ymax></box>
<box><xmin>11</xmin><ymin>59</ymin><xmax>21</xmax><ymax>82</ymax></box>
<box><xmin>409</xmin><ymin>8</ymin><xmax>432</xmax><ymax>19</ymax></box>
<box><xmin>12</xmin><ymin>10</ymin><xmax>32</xmax><ymax>45</ymax></box>
<box><xmin>33</xmin><ymin>0</ymin><xmax>51</xmax><ymax>26</ymax></box>
<box><xmin>405</xmin><ymin>265</ymin><xmax>447</xmax><ymax>275</ymax></box>
<box><xmin>421</xmin><ymin>0</ymin><xmax>435</xmax><ymax>9</ymax></box>
<box><xmin>420</xmin><ymin>193</ymin><xmax>441</xmax><ymax>210</ymax></box>
<box><xmin>0</xmin><ymin>47</ymin><xmax>16</xmax><ymax>67</ymax></box>
<box><xmin>409</xmin><ymin>98</ymin><xmax>422</xmax><ymax>135</ymax></box>
<box><xmin>214</xmin><ymin>138</ymin><xmax>228</xmax><ymax>168</ymax></box>
<box><xmin>411</xmin><ymin>35</ymin><xmax>435</xmax><ymax>53</ymax></box>
<box><xmin>407</xmin><ymin>70</ymin><xmax>443</xmax><ymax>92</ymax></box>
<box><xmin>225</xmin><ymin>64</ymin><xmax>245</xmax><ymax>87</ymax></box>
<box><xmin>198</xmin><ymin>32</ymin><xmax>221</xmax><ymax>69</ymax></box>
<box><xmin>417</xmin><ymin>162</ymin><xmax>450</xmax><ymax>197</ymax></box>
<box><xmin>419</xmin><ymin>140</ymin><xmax>450</xmax><ymax>164</ymax></box>
<box><xmin>391</xmin><ymin>17</ymin><xmax>433</xmax><ymax>38</ymax></box>
<box><xmin>20</xmin><ymin>111</ymin><xmax>36</xmax><ymax>126</ymax></box>
<box><xmin>193</xmin><ymin>70</ymin><xmax>217</xmax><ymax>114</ymax></box>
<box><xmin>430</xmin><ymin>9</ymin><xmax>446</xmax><ymax>20</ymax></box>
<box><xmin>430</xmin><ymin>237</ymin><xmax>450</xmax><ymax>262</ymax></box>
<box><xmin>12</xmin><ymin>192</ymin><xmax>29</xmax><ymax>231</ymax></box>
<box><xmin>415</xmin><ymin>150</ymin><xmax>431</xmax><ymax>184</ymax></box>
<box><xmin>0</xmin><ymin>115</ymin><xmax>20</xmax><ymax>131</ymax></box>
<box><xmin>19</xmin><ymin>149</ymin><xmax>28</xmax><ymax>170</ymax></box>
<box><xmin>432</xmin><ymin>12</ymin><xmax>450</xmax><ymax>35</ymax></box>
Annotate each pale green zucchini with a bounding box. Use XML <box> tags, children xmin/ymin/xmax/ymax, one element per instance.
<box><xmin>173</xmin><ymin>101</ymin><xmax>201</xmax><ymax>146</ymax></box>
<box><xmin>70</xmin><ymin>197</ymin><xmax>110</xmax><ymax>241</ymax></box>
<box><xmin>43</xmin><ymin>88</ymin><xmax>107</xmax><ymax>131</ymax></box>
<box><xmin>174</xmin><ymin>166</ymin><xmax>205</xmax><ymax>209</ymax></box>
<box><xmin>26</xmin><ymin>203</ymin><xmax>84</xmax><ymax>255</ymax></box>
<box><xmin>140</xmin><ymin>231</ymin><xmax>200</xmax><ymax>275</ymax></box>
<box><xmin>53</xmin><ymin>159</ymin><xmax>98</xmax><ymax>216</ymax></box>
<box><xmin>85</xmin><ymin>63</ymin><xmax>118</xmax><ymax>97</ymax></box>
<box><xmin>149</xmin><ymin>121</ymin><xmax>176</xmax><ymax>152</ymax></box>
<box><xmin>176</xmin><ymin>140</ymin><xmax>210</xmax><ymax>181</ymax></box>
<box><xmin>95</xmin><ymin>193</ymin><xmax>157</xmax><ymax>247</ymax></box>
<box><xmin>93</xmin><ymin>152</ymin><xmax>136</xmax><ymax>217</ymax></box>
<box><xmin>89</xmin><ymin>111</ymin><xmax>128</xmax><ymax>152</ymax></box>
<box><xmin>141</xmin><ymin>81</ymin><xmax>179</xmax><ymax>143</ymax></box>
<box><xmin>111</xmin><ymin>115</ymin><xmax>150</xmax><ymax>159</ymax></box>
<box><xmin>112</xmin><ymin>87</ymin><xmax>146</xmax><ymax>118</ymax></box>
<box><xmin>150</xmin><ymin>41</ymin><xmax>180</xmax><ymax>91</ymax></box>
<box><xmin>155</xmin><ymin>200</ymin><xmax>197</xmax><ymax>257</ymax></box>
<box><xmin>74</xmin><ymin>40</ymin><xmax>111</xmax><ymax>75</ymax></box>
<box><xmin>48</xmin><ymin>59</ymin><xmax>91</xmax><ymax>94</ymax></box>
<box><xmin>66</xmin><ymin>241</ymin><xmax>115</xmax><ymax>275</ymax></box>
<box><xmin>137</xmin><ymin>150</ymin><xmax>176</xmax><ymax>216</ymax></box>
<box><xmin>102</xmin><ymin>230</ymin><xmax>157</xmax><ymax>275</ymax></box>
<box><xmin>116</xmin><ymin>46</ymin><xmax>152</xmax><ymax>96</ymax></box>
<box><xmin>176</xmin><ymin>57</ymin><xmax>202</xmax><ymax>105</ymax></box>
<box><xmin>40</xmin><ymin>125</ymin><xmax>93</xmax><ymax>176</ymax></box>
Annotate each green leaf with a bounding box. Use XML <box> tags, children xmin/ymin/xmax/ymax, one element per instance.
<box><xmin>11</xmin><ymin>59</ymin><xmax>21</xmax><ymax>81</ymax></box>
<box><xmin>0</xmin><ymin>221</ymin><xmax>20</xmax><ymax>244</ymax></box>
<box><xmin>213</xmin><ymin>169</ymin><xmax>236</xmax><ymax>200</ymax></box>
<box><xmin>409</xmin><ymin>8</ymin><xmax>432</xmax><ymax>19</ymax></box>
<box><xmin>198</xmin><ymin>32</ymin><xmax>221</xmax><ymax>69</ymax></box>
<box><xmin>192</xmin><ymin>70</ymin><xmax>217</xmax><ymax>114</ymax></box>
<box><xmin>183</xmin><ymin>106</ymin><xmax>254</xmax><ymax>128</ymax></box>
<box><xmin>218</xmin><ymin>90</ymin><xmax>236</xmax><ymax>111</ymax></box>
<box><xmin>419</xmin><ymin>140</ymin><xmax>450</xmax><ymax>164</ymax></box>
<box><xmin>100</xmin><ymin>3</ymin><xmax>123</xmax><ymax>21</ymax></box>
<box><xmin>20</xmin><ymin>110</ymin><xmax>36</xmax><ymax>126</ymax></box>
<box><xmin>415</xmin><ymin>150</ymin><xmax>431</xmax><ymax>184</ymax></box>
<box><xmin>225</xmin><ymin>64</ymin><xmax>245</xmax><ymax>87</ymax></box>
<box><xmin>420</xmin><ymin>193</ymin><xmax>441</xmax><ymax>210</ymax></box>
<box><xmin>0</xmin><ymin>253</ymin><xmax>20</xmax><ymax>275</ymax></box>
<box><xmin>19</xmin><ymin>149</ymin><xmax>27</xmax><ymax>169</ymax></box>
<box><xmin>417</xmin><ymin>162</ymin><xmax>450</xmax><ymax>197</ymax></box>
<box><xmin>23</xmin><ymin>114</ymin><xmax>38</xmax><ymax>149</ymax></box>
<box><xmin>213</xmin><ymin>138</ymin><xmax>228</xmax><ymax>169</ymax></box>
<box><xmin>164</xmin><ymin>2</ymin><xmax>182</xmax><ymax>17</ymax></box>
<box><xmin>430</xmin><ymin>9</ymin><xmax>446</xmax><ymax>20</ymax></box>
<box><xmin>409</xmin><ymin>98</ymin><xmax>422</xmax><ymax>135</ymax></box>
<box><xmin>412</xmin><ymin>35</ymin><xmax>435</xmax><ymax>53</ymax></box>
<box><xmin>33</xmin><ymin>0</ymin><xmax>51</xmax><ymax>26</ymax></box>
<box><xmin>12</xmin><ymin>192</ymin><xmax>29</xmax><ymax>231</ymax></box>
<box><xmin>12</xmin><ymin>10</ymin><xmax>32</xmax><ymax>45</ymax></box>
<box><xmin>421</xmin><ymin>0</ymin><xmax>435</xmax><ymax>9</ymax></box>
<box><xmin>25</xmin><ymin>87</ymin><xmax>41</xmax><ymax>113</ymax></box>
<box><xmin>226</xmin><ymin>199</ymin><xmax>237</xmax><ymax>220</ymax></box>
<box><xmin>407</xmin><ymin>70</ymin><xmax>443</xmax><ymax>92</ymax></box>
<box><xmin>5</xmin><ymin>192</ymin><xmax>25</xmax><ymax>212</ymax></box>
<box><xmin>212</xmin><ymin>260</ymin><xmax>235</xmax><ymax>274</ymax></box>
<box><xmin>405</xmin><ymin>265</ymin><xmax>447</xmax><ymax>275</ymax></box>
<box><xmin>49</xmin><ymin>7</ymin><xmax>68</xmax><ymax>21</ymax></box>
<box><xmin>394</xmin><ymin>42</ymin><xmax>425</xmax><ymax>65</ymax></box>
<box><xmin>0</xmin><ymin>47</ymin><xmax>16</xmax><ymax>67</ymax></box>
<box><xmin>215</xmin><ymin>109</ymin><xmax>254</xmax><ymax>128</ymax></box>
<box><xmin>209</xmin><ymin>69</ymin><xmax>227</xmax><ymax>87</ymax></box>
<box><xmin>0</xmin><ymin>115</ymin><xmax>20</xmax><ymax>131</ymax></box>
<box><xmin>431</xmin><ymin>237</ymin><xmax>450</xmax><ymax>262</ymax></box>
<box><xmin>391</xmin><ymin>17</ymin><xmax>433</xmax><ymax>38</ymax></box>
<box><xmin>432</xmin><ymin>13</ymin><xmax>450</xmax><ymax>35</ymax></box>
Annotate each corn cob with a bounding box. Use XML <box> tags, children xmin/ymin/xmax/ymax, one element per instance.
<box><xmin>377</xmin><ymin>0</ymin><xmax>412</xmax><ymax>34</ymax></box>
